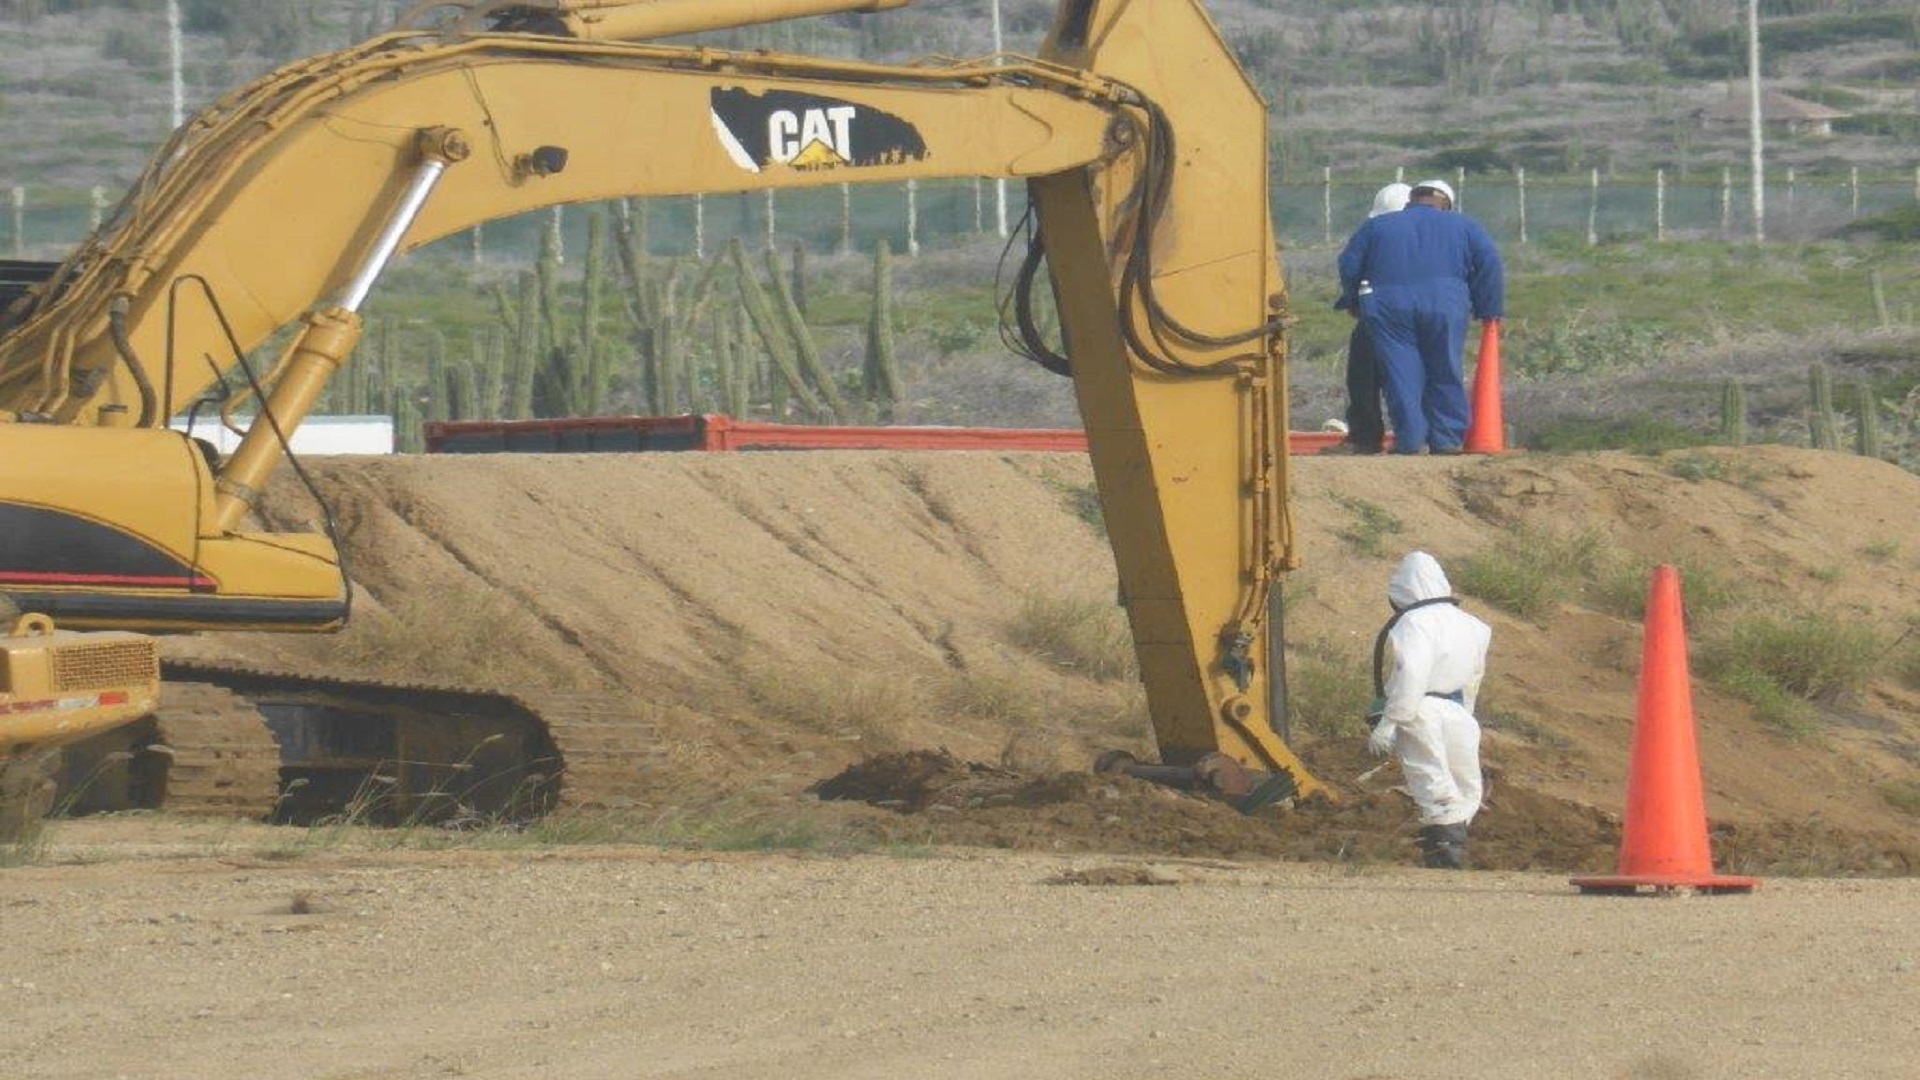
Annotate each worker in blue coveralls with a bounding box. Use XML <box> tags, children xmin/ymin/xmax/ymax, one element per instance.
<box><xmin>1336</xmin><ymin>179</ymin><xmax>1504</xmax><ymax>455</ymax></box>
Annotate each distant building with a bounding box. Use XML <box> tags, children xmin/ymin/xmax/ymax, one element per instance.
<box><xmin>1697</xmin><ymin>87</ymin><xmax>1849</xmax><ymax>138</ymax></box>
<box><xmin>171</xmin><ymin>414</ymin><xmax>395</xmax><ymax>455</ymax></box>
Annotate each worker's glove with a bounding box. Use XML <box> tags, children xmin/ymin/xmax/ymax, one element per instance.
<box><xmin>1367</xmin><ymin>719</ymin><xmax>1397</xmax><ymax>758</ymax></box>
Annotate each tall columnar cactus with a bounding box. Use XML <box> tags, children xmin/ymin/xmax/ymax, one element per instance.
<box><xmin>763</xmin><ymin>244</ymin><xmax>847</xmax><ymax>422</ymax></box>
<box><xmin>1719</xmin><ymin>379</ymin><xmax>1747</xmax><ymax>447</ymax></box>
<box><xmin>508</xmin><ymin>270</ymin><xmax>542</xmax><ymax>420</ymax></box>
<box><xmin>790</xmin><ymin>241</ymin><xmax>809</xmax><ymax>318</ymax></box>
<box><xmin>378</xmin><ymin>318</ymin><xmax>399</xmax><ymax>417</ymax></box>
<box><xmin>1853</xmin><ymin>381</ymin><xmax>1882</xmax><ymax>459</ymax></box>
<box><xmin>730</xmin><ymin>238</ymin><xmax>825</xmax><ymax>419</ymax></box>
<box><xmin>395</xmin><ymin>394</ymin><xmax>423</xmax><ymax>454</ymax></box>
<box><xmin>446</xmin><ymin>359</ymin><xmax>478</xmax><ymax>422</ymax></box>
<box><xmin>581</xmin><ymin>211</ymin><xmax>610</xmax><ymax>414</ymax></box>
<box><xmin>1808</xmin><ymin>362</ymin><xmax>1838</xmax><ymax>451</ymax></box>
<box><xmin>423</xmin><ymin>327</ymin><xmax>449</xmax><ymax>423</ymax></box>
<box><xmin>863</xmin><ymin>238</ymin><xmax>900</xmax><ymax>422</ymax></box>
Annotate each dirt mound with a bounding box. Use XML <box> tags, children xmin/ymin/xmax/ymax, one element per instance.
<box><xmin>183</xmin><ymin>446</ymin><xmax>1920</xmax><ymax>872</ymax></box>
<box><xmin>813</xmin><ymin>745</ymin><xmax>1626</xmax><ymax>871</ymax></box>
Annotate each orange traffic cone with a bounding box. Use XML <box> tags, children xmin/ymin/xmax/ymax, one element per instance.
<box><xmin>1573</xmin><ymin>566</ymin><xmax>1758</xmax><ymax>895</ymax></box>
<box><xmin>1464</xmin><ymin>319</ymin><xmax>1505</xmax><ymax>453</ymax></box>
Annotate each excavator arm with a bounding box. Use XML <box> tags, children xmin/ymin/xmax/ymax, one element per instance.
<box><xmin>0</xmin><ymin>0</ymin><xmax>1324</xmax><ymax>799</ymax></box>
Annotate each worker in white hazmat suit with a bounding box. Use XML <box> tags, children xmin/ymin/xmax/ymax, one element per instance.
<box><xmin>1367</xmin><ymin>551</ymin><xmax>1491</xmax><ymax>869</ymax></box>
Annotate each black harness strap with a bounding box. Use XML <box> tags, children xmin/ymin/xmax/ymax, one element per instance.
<box><xmin>1371</xmin><ymin>596</ymin><xmax>1462</xmax><ymax>698</ymax></box>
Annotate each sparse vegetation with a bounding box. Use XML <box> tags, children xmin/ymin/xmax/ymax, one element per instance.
<box><xmin>1332</xmin><ymin>495</ymin><xmax>1405</xmax><ymax>558</ymax></box>
<box><xmin>1696</xmin><ymin>611</ymin><xmax>1889</xmax><ymax>736</ymax></box>
<box><xmin>1283</xmin><ymin>636</ymin><xmax>1372</xmax><ymax>739</ymax></box>
<box><xmin>322</xmin><ymin>584</ymin><xmax>574</xmax><ymax>691</ymax></box>
<box><xmin>1455</xmin><ymin>527</ymin><xmax>1607</xmax><ymax>620</ymax></box>
<box><xmin>1592</xmin><ymin>555</ymin><xmax>1742</xmax><ymax>622</ymax></box>
<box><xmin>1006</xmin><ymin>593</ymin><xmax>1136</xmax><ymax>682</ymax></box>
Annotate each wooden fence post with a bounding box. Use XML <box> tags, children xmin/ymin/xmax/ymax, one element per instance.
<box><xmin>1720</xmin><ymin>166</ymin><xmax>1732</xmax><ymax>235</ymax></box>
<box><xmin>693</xmin><ymin>193</ymin><xmax>705</xmax><ymax>258</ymax></box>
<box><xmin>1850</xmin><ymin>166</ymin><xmax>1860</xmax><ymax>215</ymax></box>
<box><xmin>764</xmin><ymin>189</ymin><xmax>777</xmax><ymax>251</ymax></box>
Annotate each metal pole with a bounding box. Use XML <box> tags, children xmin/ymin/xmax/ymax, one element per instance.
<box><xmin>1746</xmin><ymin>0</ymin><xmax>1765</xmax><ymax>243</ymax></box>
<box><xmin>1586</xmin><ymin>168</ymin><xmax>1599</xmax><ymax>247</ymax></box>
<box><xmin>839</xmin><ymin>182</ymin><xmax>852</xmax><ymax>255</ymax></box>
<box><xmin>168</xmin><ymin>0</ymin><xmax>185</xmax><ymax>129</ymax></box>
<box><xmin>1655</xmin><ymin>168</ymin><xmax>1666</xmax><ymax>242</ymax></box>
<box><xmin>1321</xmin><ymin>165</ymin><xmax>1331</xmax><ymax>246</ymax></box>
<box><xmin>906</xmin><ymin>178</ymin><xmax>920</xmax><ymax>256</ymax></box>
<box><xmin>1516</xmin><ymin>167</ymin><xmax>1527</xmax><ymax>245</ymax></box>
<box><xmin>990</xmin><ymin>0</ymin><xmax>1008</xmax><ymax>238</ymax></box>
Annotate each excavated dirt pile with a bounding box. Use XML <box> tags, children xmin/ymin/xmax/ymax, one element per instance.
<box><xmin>182</xmin><ymin>446</ymin><xmax>1920</xmax><ymax>874</ymax></box>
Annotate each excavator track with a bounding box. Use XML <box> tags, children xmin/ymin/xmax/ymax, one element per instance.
<box><xmin>54</xmin><ymin>662</ymin><xmax>663</xmax><ymax>824</ymax></box>
<box><xmin>149</xmin><ymin>682</ymin><xmax>285</xmax><ymax>814</ymax></box>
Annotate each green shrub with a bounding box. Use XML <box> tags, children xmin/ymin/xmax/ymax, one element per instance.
<box><xmin>1455</xmin><ymin>528</ymin><xmax>1607</xmax><ymax>620</ymax></box>
<box><xmin>1592</xmin><ymin>557</ymin><xmax>1742</xmax><ymax>622</ymax></box>
<box><xmin>1283</xmin><ymin>637</ymin><xmax>1372</xmax><ymax>740</ymax></box>
<box><xmin>1881</xmin><ymin>781</ymin><xmax>1920</xmax><ymax>818</ymax></box>
<box><xmin>1006</xmin><ymin>593</ymin><xmax>1136</xmax><ymax>681</ymax></box>
<box><xmin>1332</xmin><ymin>495</ymin><xmax>1404</xmax><ymax>558</ymax></box>
<box><xmin>1698</xmin><ymin>612</ymin><xmax>1887</xmax><ymax>704</ymax></box>
<box><xmin>1528</xmin><ymin>417</ymin><xmax>1711</xmax><ymax>454</ymax></box>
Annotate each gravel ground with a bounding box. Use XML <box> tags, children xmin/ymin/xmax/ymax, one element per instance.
<box><xmin>3</xmin><ymin>820</ymin><xmax>1917</xmax><ymax>1080</ymax></box>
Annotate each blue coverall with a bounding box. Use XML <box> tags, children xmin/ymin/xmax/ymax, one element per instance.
<box><xmin>1337</xmin><ymin>205</ymin><xmax>1505</xmax><ymax>453</ymax></box>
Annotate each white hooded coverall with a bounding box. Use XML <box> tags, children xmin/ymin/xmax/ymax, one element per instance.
<box><xmin>1379</xmin><ymin>552</ymin><xmax>1491</xmax><ymax>827</ymax></box>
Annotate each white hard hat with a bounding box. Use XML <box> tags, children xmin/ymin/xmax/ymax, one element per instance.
<box><xmin>1411</xmin><ymin>178</ymin><xmax>1457</xmax><ymax>206</ymax></box>
<box><xmin>1368</xmin><ymin>182</ymin><xmax>1412</xmax><ymax>219</ymax></box>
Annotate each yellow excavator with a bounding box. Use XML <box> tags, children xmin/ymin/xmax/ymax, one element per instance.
<box><xmin>0</xmin><ymin>0</ymin><xmax>1326</xmax><ymax>829</ymax></box>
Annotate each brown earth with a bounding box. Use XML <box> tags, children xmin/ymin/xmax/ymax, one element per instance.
<box><xmin>9</xmin><ymin>445</ymin><xmax>1920</xmax><ymax>1080</ymax></box>
<box><xmin>150</xmin><ymin>445</ymin><xmax>1920</xmax><ymax>874</ymax></box>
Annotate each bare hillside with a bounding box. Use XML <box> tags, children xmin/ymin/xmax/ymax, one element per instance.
<box><xmin>169</xmin><ymin>446</ymin><xmax>1920</xmax><ymax>873</ymax></box>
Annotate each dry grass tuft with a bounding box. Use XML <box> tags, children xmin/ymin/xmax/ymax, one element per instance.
<box><xmin>1005</xmin><ymin>592</ymin><xmax>1137</xmax><ymax>682</ymax></box>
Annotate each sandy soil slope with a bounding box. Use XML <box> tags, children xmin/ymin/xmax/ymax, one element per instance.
<box><xmin>144</xmin><ymin>445</ymin><xmax>1920</xmax><ymax>872</ymax></box>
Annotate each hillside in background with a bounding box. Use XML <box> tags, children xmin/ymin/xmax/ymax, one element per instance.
<box><xmin>0</xmin><ymin>0</ymin><xmax>1913</xmax><ymax>188</ymax></box>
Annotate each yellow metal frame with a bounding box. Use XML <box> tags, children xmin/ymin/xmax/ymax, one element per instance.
<box><xmin>0</xmin><ymin>0</ymin><xmax>1322</xmax><ymax>795</ymax></box>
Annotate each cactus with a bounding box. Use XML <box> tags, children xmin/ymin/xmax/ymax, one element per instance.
<box><xmin>1853</xmin><ymin>381</ymin><xmax>1882</xmax><ymax>459</ymax></box>
<box><xmin>580</xmin><ymin>211</ymin><xmax>610</xmax><ymax>414</ymax></box>
<box><xmin>1808</xmin><ymin>362</ymin><xmax>1838</xmax><ymax>451</ymax></box>
<box><xmin>395</xmin><ymin>393</ymin><xmax>423</xmax><ymax>454</ymax></box>
<box><xmin>729</xmin><ymin>238</ymin><xmax>825</xmax><ymax>419</ymax></box>
<box><xmin>1719</xmin><ymin>379</ymin><xmax>1747</xmax><ymax>447</ymax></box>
<box><xmin>790</xmin><ymin>241</ymin><xmax>809</xmax><ymax>318</ymax></box>
<box><xmin>378</xmin><ymin>318</ymin><xmax>398</xmax><ymax>417</ymax></box>
<box><xmin>863</xmin><ymin>239</ymin><xmax>900</xmax><ymax>421</ymax></box>
<box><xmin>764</xmin><ymin>244</ymin><xmax>847</xmax><ymax>421</ymax></box>
<box><xmin>423</xmin><ymin>327</ymin><xmax>449</xmax><ymax>423</ymax></box>
<box><xmin>507</xmin><ymin>270</ymin><xmax>541</xmax><ymax>419</ymax></box>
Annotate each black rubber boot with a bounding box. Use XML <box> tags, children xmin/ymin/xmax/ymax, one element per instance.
<box><xmin>1417</xmin><ymin>823</ymin><xmax>1470</xmax><ymax>870</ymax></box>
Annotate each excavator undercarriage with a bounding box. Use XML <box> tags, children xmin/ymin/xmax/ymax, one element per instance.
<box><xmin>53</xmin><ymin>665</ymin><xmax>662</xmax><ymax>824</ymax></box>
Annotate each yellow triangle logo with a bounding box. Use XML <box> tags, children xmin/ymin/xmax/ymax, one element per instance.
<box><xmin>788</xmin><ymin>139</ymin><xmax>849</xmax><ymax>170</ymax></box>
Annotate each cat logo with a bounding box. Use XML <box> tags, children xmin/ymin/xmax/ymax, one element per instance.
<box><xmin>711</xmin><ymin>88</ymin><xmax>928</xmax><ymax>173</ymax></box>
